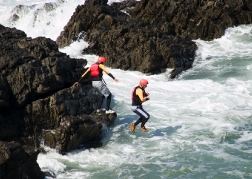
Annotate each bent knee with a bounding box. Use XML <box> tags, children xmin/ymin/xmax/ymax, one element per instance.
<box><xmin>104</xmin><ymin>93</ymin><xmax>111</xmax><ymax>98</ymax></box>
<box><xmin>144</xmin><ymin>114</ymin><xmax>150</xmax><ymax>120</ymax></box>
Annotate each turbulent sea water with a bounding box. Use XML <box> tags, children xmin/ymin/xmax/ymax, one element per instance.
<box><xmin>1</xmin><ymin>0</ymin><xmax>252</xmax><ymax>178</ymax></box>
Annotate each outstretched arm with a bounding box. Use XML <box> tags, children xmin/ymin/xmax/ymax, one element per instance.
<box><xmin>99</xmin><ymin>64</ymin><xmax>119</xmax><ymax>83</ymax></box>
<box><xmin>73</xmin><ymin>68</ymin><xmax>90</xmax><ymax>86</ymax></box>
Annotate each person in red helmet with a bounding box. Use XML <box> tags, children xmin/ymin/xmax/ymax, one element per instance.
<box><xmin>74</xmin><ymin>56</ymin><xmax>119</xmax><ymax>114</ymax></box>
<box><xmin>130</xmin><ymin>79</ymin><xmax>150</xmax><ymax>133</ymax></box>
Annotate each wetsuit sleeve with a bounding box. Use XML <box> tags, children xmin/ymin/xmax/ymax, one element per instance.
<box><xmin>78</xmin><ymin>68</ymin><xmax>90</xmax><ymax>82</ymax></box>
<box><xmin>136</xmin><ymin>88</ymin><xmax>146</xmax><ymax>102</ymax></box>
<box><xmin>99</xmin><ymin>64</ymin><xmax>115</xmax><ymax>79</ymax></box>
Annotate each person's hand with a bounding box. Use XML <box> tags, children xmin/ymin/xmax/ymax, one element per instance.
<box><xmin>114</xmin><ymin>78</ymin><xmax>119</xmax><ymax>83</ymax></box>
<box><xmin>144</xmin><ymin>94</ymin><xmax>150</xmax><ymax>101</ymax></box>
<box><xmin>73</xmin><ymin>82</ymin><xmax>79</xmax><ymax>87</ymax></box>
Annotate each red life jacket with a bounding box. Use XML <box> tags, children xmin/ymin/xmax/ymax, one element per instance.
<box><xmin>131</xmin><ymin>87</ymin><xmax>137</xmax><ymax>100</ymax></box>
<box><xmin>90</xmin><ymin>63</ymin><xmax>100</xmax><ymax>77</ymax></box>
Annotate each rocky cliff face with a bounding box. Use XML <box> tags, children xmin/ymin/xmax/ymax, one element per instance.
<box><xmin>0</xmin><ymin>24</ymin><xmax>116</xmax><ymax>178</ymax></box>
<box><xmin>56</xmin><ymin>0</ymin><xmax>252</xmax><ymax>78</ymax></box>
<box><xmin>0</xmin><ymin>141</ymin><xmax>44</xmax><ymax>179</ymax></box>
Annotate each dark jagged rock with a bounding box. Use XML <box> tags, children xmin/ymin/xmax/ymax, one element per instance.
<box><xmin>0</xmin><ymin>24</ymin><xmax>117</xmax><ymax>175</ymax></box>
<box><xmin>43</xmin><ymin>112</ymin><xmax>116</xmax><ymax>154</ymax></box>
<box><xmin>0</xmin><ymin>141</ymin><xmax>45</xmax><ymax>179</ymax></box>
<box><xmin>0</xmin><ymin>77</ymin><xmax>11</xmax><ymax>113</ymax></box>
<box><xmin>56</xmin><ymin>0</ymin><xmax>252</xmax><ymax>78</ymax></box>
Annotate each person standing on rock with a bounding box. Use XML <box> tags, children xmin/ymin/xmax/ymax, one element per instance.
<box><xmin>130</xmin><ymin>79</ymin><xmax>150</xmax><ymax>133</ymax></box>
<box><xmin>74</xmin><ymin>56</ymin><xmax>119</xmax><ymax>114</ymax></box>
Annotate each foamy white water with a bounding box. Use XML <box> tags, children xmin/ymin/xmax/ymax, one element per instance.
<box><xmin>0</xmin><ymin>0</ymin><xmax>85</xmax><ymax>40</ymax></box>
<box><xmin>1</xmin><ymin>1</ymin><xmax>252</xmax><ymax>178</ymax></box>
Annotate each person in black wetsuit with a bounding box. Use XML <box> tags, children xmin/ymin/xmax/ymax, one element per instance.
<box><xmin>130</xmin><ymin>79</ymin><xmax>150</xmax><ymax>133</ymax></box>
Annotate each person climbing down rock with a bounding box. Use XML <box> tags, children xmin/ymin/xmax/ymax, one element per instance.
<box><xmin>74</xmin><ymin>56</ymin><xmax>119</xmax><ymax>114</ymax></box>
<box><xmin>130</xmin><ymin>79</ymin><xmax>150</xmax><ymax>133</ymax></box>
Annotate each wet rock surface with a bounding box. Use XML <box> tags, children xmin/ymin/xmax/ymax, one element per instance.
<box><xmin>56</xmin><ymin>0</ymin><xmax>252</xmax><ymax>78</ymax></box>
<box><xmin>0</xmin><ymin>24</ymin><xmax>116</xmax><ymax>177</ymax></box>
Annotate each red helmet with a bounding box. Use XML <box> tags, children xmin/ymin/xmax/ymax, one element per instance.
<box><xmin>97</xmin><ymin>56</ymin><xmax>106</xmax><ymax>63</ymax></box>
<box><xmin>139</xmin><ymin>79</ymin><xmax>148</xmax><ymax>86</ymax></box>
